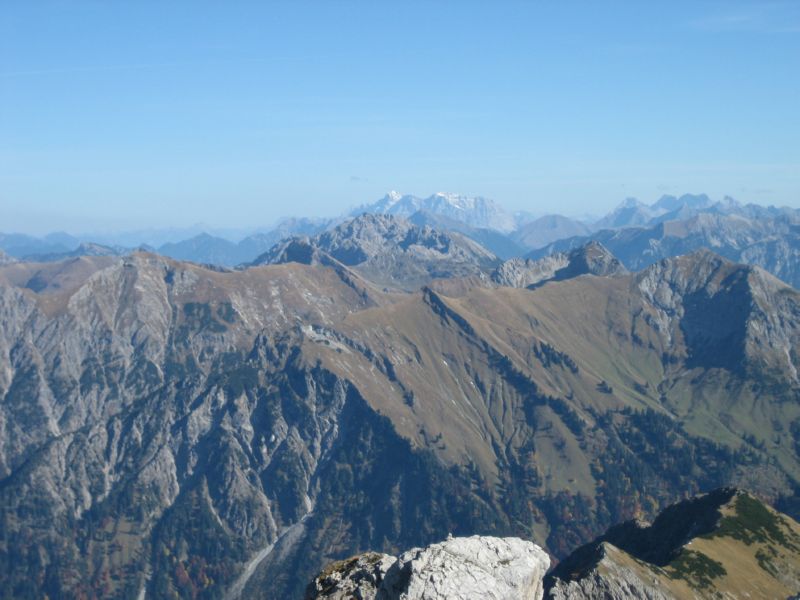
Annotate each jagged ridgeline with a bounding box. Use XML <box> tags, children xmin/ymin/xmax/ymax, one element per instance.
<box><xmin>1</xmin><ymin>240</ymin><xmax>800</xmax><ymax>599</ymax></box>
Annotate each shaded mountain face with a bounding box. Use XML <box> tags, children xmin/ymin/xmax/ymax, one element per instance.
<box><xmin>492</xmin><ymin>242</ymin><xmax>626</xmax><ymax>288</ymax></box>
<box><xmin>156</xmin><ymin>220</ymin><xmax>335</xmax><ymax>267</ymax></box>
<box><xmin>531</xmin><ymin>211</ymin><xmax>800</xmax><ymax>289</ymax></box>
<box><xmin>354</xmin><ymin>191</ymin><xmax>517</xmax><ymax>233</ymax></box>
<box><xmin>0</xmin><ymin>231</ymin><xmax>80</xmax><ymax>258</ymax></box>
<box><xmin>593</xmin><ymin>194</ymin><xmax>714</xmax><ymax>230</ymax></box>
<box><xmin>511</xmin><ymin>215</ymin><xmax>592</xmax><ymax>250</ymax></box>
<box><xmin>1</xmin><ymin>250</ymin><xmax>800</xmax><ymax>599</ymax></box>
<box><xmin>255</xmin><ymin>213</ymin><xmax>500</xmax><ymax>290</ymax></box>
<box><xmin>408</xmin><ymin>210</ymin><xmax>525</xmax><ymax>259</ymax></box>
<box><xmin>22</xmin><ymin>242</ymin><xmax>126</xmax><ymax>262</ymax></box>
<box><xmin>547</xmin><ymin>489</ymin><xmax>800</xmax><ymax>599</ymax></box>
<box><xmin>158</xmin><ymin>232</ymin><xmax>243</xmax><ymax>266</ymax></box>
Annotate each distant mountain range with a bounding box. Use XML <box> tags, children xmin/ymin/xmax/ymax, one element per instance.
<box><xmin>531</xmin><ymin>208</ymin><xmax>800</xmax><ymax>288</ymax></box>
<box><xmin>4</xmin><ymin>191</ymin><xmax>800</xmax><ymax>290</ymax></box>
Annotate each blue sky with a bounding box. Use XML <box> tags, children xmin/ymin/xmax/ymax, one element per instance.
<box><xmin>1</xmin><ymin>1</ymin><xmax>799</xmax><ymax>234</ymax></box>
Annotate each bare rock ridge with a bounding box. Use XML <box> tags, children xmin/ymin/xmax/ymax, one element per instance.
<box><xmin>255</xmin><ymin>213</ymin><xmax>500</xmax><ymax>290</ymax></box>
<box><xmin>306</xmin><ymin>536</ymin><xmax>550</xmax><ymax>600</ymax></box>
<box><xmin>492</xmin><ymin>241</ymin><xmax>626</xmax><ymax>288</ymax></box>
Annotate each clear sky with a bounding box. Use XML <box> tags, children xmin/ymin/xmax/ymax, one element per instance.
<box><xmin>1</xmin><ymin>1</ymin><xmax>799</xmax><ymax>234</ymax></box>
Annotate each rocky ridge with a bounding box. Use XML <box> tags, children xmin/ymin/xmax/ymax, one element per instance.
<box><xmin>492</xmin><ymin>241</ymin><xmax>626</xmax><ymax>288</ymax></box>
<box><xmin>255</xmin><ymin>213</ymin><xmax>500</xmax><ymax>290</ymax></box>
<box><xmin>547</xmin><ymin>489</ymin><xmax>800</xmax><ymax>599</ymax></box>
<box><xmin>533</xmin><ymin>210</ymin><xmax>800</xmax><ymax>289</ymax></box>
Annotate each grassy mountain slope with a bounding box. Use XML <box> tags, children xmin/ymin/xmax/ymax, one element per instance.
<box><xmin>547</xmin><ymin>489</ymin><xmax>800</xmax><ymax>599</ymax></box>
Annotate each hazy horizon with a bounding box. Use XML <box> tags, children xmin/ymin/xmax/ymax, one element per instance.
<box><xmin>2</xmin><ymin>1</ymin><xmax>799</xmax><ymax>234</ymax></box>
<box><xmin>0</xmin><ymin>189</ymin><xmax>777</xmax><ymax>239</ymax></box>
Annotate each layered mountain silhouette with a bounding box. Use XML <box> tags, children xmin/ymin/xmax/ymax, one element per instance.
<box><xmin>6</xmin><ymin>192</ymin><xmax>800</xmax><ymax>293</ymax></box>
<box><xmin>531</xmin><ymin>210</ymin><xmax>800</xmax><ymax>288</ymax></box>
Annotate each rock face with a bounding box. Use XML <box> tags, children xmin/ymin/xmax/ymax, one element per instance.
<box><xmin>408</xmin><ymin>210</ymin><xmax>526</xmax><ymax>259</ymax></box>
<box><xmin>306</xmin><ymin>552</ymin><xmax>395</xmax><ymax>600</ymax></box>
<box><xmin>547</xmin><ymin>544</ymin><xmax>672</xmax><ymax>600</ymax></box>
<box><xmin>0</xmin><ymin>249</ymin><xmax>16</xmax><ymax>265</ymax></box>
<box><xmin>492</xmin><ymin>241</ymin><xmax>625</xmax><ymax>288</ymax></box>
<box><xmin>307</xmin><ymin>536</ymin><xmax>550</xmax><ymax>600</ymax></box>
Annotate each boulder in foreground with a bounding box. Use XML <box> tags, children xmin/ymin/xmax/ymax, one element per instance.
<box><xmin>306</xmin><ymin>535</ymin><xmax>550</xmax><ymax>600</ymax></box>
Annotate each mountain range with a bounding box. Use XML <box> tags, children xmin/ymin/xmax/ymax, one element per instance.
<box><xmin>2</xmin><ymin>235</ymin><xmax>800</xmax><ymax>598</ymax></box>
<box><xmin>5</xmin><ymin>191</ymin><xmax>800</xmax><ymax>290</ymax></box>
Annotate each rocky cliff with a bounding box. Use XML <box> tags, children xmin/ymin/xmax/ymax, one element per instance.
<box><xmin>492</xmin><ymin>241</ymin><xmax>625</xmax><ymax>288</ymax></box>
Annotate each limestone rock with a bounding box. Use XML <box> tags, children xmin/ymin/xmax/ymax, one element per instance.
<box><xmin>306</xmin><ymin>552</ymin><xmax>395</xmax><ymax>600</ymax></box>
<box><xmin>255</xmin><ymin>213</ymin><xmax>500</xmax><ymax>290</ymax></box>
<box><xmin>492</xmin><ymin>241</ymin><xmax>625</xmax><ymax>288</ymax></box>
<box><xmin>308</xmin><ymin>536</ymin><xmax>550</xmax><ymax>600</ymax></box>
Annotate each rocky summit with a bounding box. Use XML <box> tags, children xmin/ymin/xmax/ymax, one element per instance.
<box><xmin>254</xmin><ymin>213</ymin><xmax>499</xmax><ymax>290</ymax></box>
<box><xmin>306</xmin><ymin>535</ymin><xmax>550</xmax><ymax>600</ymax></box>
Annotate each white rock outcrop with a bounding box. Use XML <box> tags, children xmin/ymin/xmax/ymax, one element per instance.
<box><xmin>306</xmin><ymin>535</ymin><xmax>550</xmax><ymax>600</ymax></box>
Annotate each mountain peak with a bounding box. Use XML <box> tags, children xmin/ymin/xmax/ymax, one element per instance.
<box><xmin>354</xmin><ymin>192</ymin><xmax>515</xmax><ymax>232</ymax></box>
<box><xmin>255</xmin><ymin>213</ymin><xmax>498</xmax><ymax>290</ymax></box>
<box><xmin>493</xmin><ymin>241</ymin><xmax>625</xmax><ymax>288</ymax></box>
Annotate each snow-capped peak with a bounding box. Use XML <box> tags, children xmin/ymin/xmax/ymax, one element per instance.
<box><xmin>353</xmin><ymin>191</ymin><xmax>516</xmax><ymax>232</ymax></box>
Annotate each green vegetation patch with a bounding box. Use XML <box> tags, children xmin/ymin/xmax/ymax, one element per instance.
<box><xmin>667</xmin><ymin>550</ymin><xmax>727</xmax><ymax>589</ymax></box>
<box><xmin>707</xmin><ymin>494</ymin><xmax>800</xmax><ymax>551</ymax></box>
<box><xmin>755</xmin><ymin>547</ymin><xmax>779</xmax><ymax>576</ymax></box>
